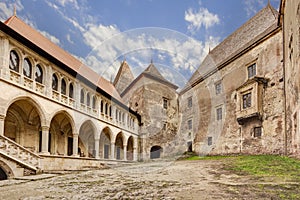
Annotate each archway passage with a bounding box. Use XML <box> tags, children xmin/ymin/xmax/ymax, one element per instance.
<box><xmin>127</xmin><ymin>136</ymin><xmax>134</xmax><ymax>161</ymax></box>
<box><xmin>50</xmin><ymin>112</ymin><xmax>73</xmax><ymax>156</ymax></box>
<box><xmin>115</xmin><ymin>133</ymin><xmax>124</xmax><ymax>160</ymax></box>
<box><xmin>150</xmin><ymin>146</ymin><xmax>162</xmax><ymax>159</ymax></box>
<box><xmin>99</xmin><ymin>127</ymin><xmax>111</xmax><ymax>159</ymax></box>
<box><xmin>79</xmin><ymin>121</ymin><xmax>96</xmax><ymax>158</ymax></box>
<box><xmin>0</xmin><ymin>167</ymin><xmax>7</xmax><ymax>180</ymax></box>
<box><xmin>4</xmin><ymin>99</ymin><xmax>41</xmax><ymax>153</ymax></box>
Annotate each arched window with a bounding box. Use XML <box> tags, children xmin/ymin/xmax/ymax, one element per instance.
<box><xmin>105</xmin><ymin>103</ymin><xmax>108</xmax><ymax>115</ymax></box>
<box><xmin>92</xmin><ymin>96</ymin><xmax>96</xmax><ymax>109</ymax></box>
<box><xmin>87</xmin><ymin>93</ymin><xmax>90</xmax><ymax>107</ymax></box>
<box><xmin>69</xmin><ymin>83</ymin><xmax>74</xmax><ymax>98</ymax></box>
<box><xmin>115</xmin><ymin>110</ymin><xmax>118</xmax><ymax>120</ymax></box>
<box><xmin>100</xmin><ymin>101</ymin><xmax>104</xmax><ymax>113</ymax></box>
<box><xmin>9</xmin><ymin>50</ymin><xmax>20</xmax><ymax>72</ymax></box>
<box><xmin>23</xmin><ymin>58</ymin><xmax>32</xmax><ymax>78</ymax></box>
<box><xmin>80</xmin><ymin>89</ymin><xmax>85</xmax><ymax>104</ymax></box>
<box><xmin>61</xmin><ymin>79</ymin><xmax>67</xmax><ymax>95</ymax></box>
<box><xmin>52</xmin><ymin>74</ymin><xmax>58</xmax><ymax>91</ymax></box>
<box><xmin>35</xmin><ymin>64</ymin><xmax>43</xmax><ymax>83</ymax></box>
<box><xmin>109</xmin><ymin>106</ymin><xmax>112</xmax><ymax>117</ymax></box>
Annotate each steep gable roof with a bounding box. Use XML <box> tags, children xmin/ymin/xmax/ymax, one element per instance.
<box><xmin>3</xmin><ymin>15</ymin><xmax>124</xmax><ymax>103</ymax></box>
<box><xmin>120</xmin><ymin>62</ymin><xmax>178</xmax><ymax>97</ymax></box>
<box><xmin>113</xmin><ymin>60</ymin><xmax>135</xmax><ymax>94</ymax></box>
<box><xmin>182</xmin><ymin>4</ymin><xmax>280</xmax><ymax>93</ymax></box>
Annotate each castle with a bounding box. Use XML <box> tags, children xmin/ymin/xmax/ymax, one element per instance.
<box><xmin>0</xmin><ymin>0</ymin><xmax>298</xmax><ymax>179</ymax></box>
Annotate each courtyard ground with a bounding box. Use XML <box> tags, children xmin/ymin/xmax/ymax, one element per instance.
<box><xmin>0</xmin><ymin>155</ymin><xmax>300</xmax><ymax>199</ymax></box>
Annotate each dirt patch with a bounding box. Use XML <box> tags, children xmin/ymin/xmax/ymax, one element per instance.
<box><xmin>0</xmin><ymin>159</ymin><xmax>299</xmax><ymax>199</ymax></box>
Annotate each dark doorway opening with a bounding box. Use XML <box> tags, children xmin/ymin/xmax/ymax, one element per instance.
<box><xmin>150</xmin><ymin>146</ymin><xmax>162</xmax><ymax>159</ymax></box>
<box><xmin>0</xmin><ymin>167</ymin><xmax>7</xmax><ymax>180</ymax></box>
<box><xmin>187</xmin><ymin>141</ymin><xmax>193</xmax><ymax>152</ymax></box>
<box><xmin>67</xmin><ymin>137</ymin><xmax>73</xmax><ymax>156</ymax></box>
<box><xmin>104</xmin><ymin>144</ymin><xmax>109</xmax><ymax>159</ymax></box>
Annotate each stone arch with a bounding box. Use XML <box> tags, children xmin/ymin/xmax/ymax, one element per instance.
<box><xmin>150</xmin><ymin>146</ymin><xmax>163</xmax><ymax>159</ymax></box>
<box><xmin>49</xmin><ymin>110</ymin><xmax>75</xmax><ymax>156</ymax></box>
<box><xmin>79</xmin><ymin>120</ymin><xmax>97</xmax><ymax>158</ymax></box>
<box><xmin>4</xmin><ymin>96</ymin><xmax>46</xmax><ymax>125</ymax></box>
<box><xmin>115</xmin><ymin>132</ymin><xmax>125</xmax><ymax>160</ymax></box>
<box><xmin>8</xmin><ymin>48</ymin><xmax>21</xmax><ymax>73</ymax></box>
<box><xmin>127</xmin><ymin>136</ymin><xmax>134</xmax><ymax>161</ymax></box>
<box><xmin>0</xmin><ymin>160</ymin><xmax>14</xmax><ymax>179</ymax></box>
<box><xmin>4</xmin><ymin>97</ymin><xmax>44</xmax><ymax>153</ymax></box>
<box><xmin>99</xmin><ymin>126</ymin><xmax>112</xmax><ymax>159</ymax></box>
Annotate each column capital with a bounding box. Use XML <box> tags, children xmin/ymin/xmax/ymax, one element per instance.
<box><xmin>41</xmin><ymin>126</ymin><xmax>50</xmax><ymax>131</ymax></box>
<box><xmin>0</xmin><ymin>114</ymin><xmax>5</xmax><ymax>121</ymax></box>
<box><xmin>73</xmin><ymin>132</ymin><xmax>79</xmax><ymax>136</ymax></box>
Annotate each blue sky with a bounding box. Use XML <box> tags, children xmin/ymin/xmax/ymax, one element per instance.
<box><xmin>0</xmin><ymin>0</ymin><xmax>280</xmax><ymax>88</ymax></box>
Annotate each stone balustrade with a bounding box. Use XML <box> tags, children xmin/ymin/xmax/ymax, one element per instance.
<box><xmin>0</xmin><ymin>135</ymin><xmax>40</xmax><ymax>170</ymax></box>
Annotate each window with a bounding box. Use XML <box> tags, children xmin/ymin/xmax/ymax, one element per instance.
<box><xmin>80</xmin><ymin>89</ymin><xmax>85</xmax><ymax>104</ymax></box>
<box><xmin>92</xmin><ymin>96</ymin><xmax>96</xmax><ymax>109</ymax></box>
<box><xmin>9</xmin><ymin>50</ymin><xmax>19</xmax><ymax>72</ymax></box>
<box><xmin>242</xmin><ymin>92</ymin><xmax>252</xmax><ymax>109</ymax></box>
<box><xmin>216</xmin><ymin>107</ymin><xmax>222</xmax><ymax>121</ymax></box>
<box><xmin>35</xmin><ymin>64</ymin><xmax>43</xmax><ymax>83</ymax></box>
<box><xmin>23</xmin><ymin>58</ymin><xmax>32</xmax><ymax>78</ymax></box>
<box><xmin>52</xmin><ymin>74</ymin><xmax>58</xmax><ymax>91</ymax></box>
<box><xmin>61</xmin><ymin>79</ymin><xmax>67</xmax><ymax>95</ymax></box>
<box><xmin>162</xmin><ymin>122</ymin><xmax>167</xmax><ymax>131</ymax></box>
<box><xmin>247</xmin><ymin>63</ymin><xmax>256</xmax><ymax>78</ymax></box>
<box><xmin>188</xmin><ymin>119</ymin><xmax>192</xmax><ymax>130</ymax></box>
<box><xmin>208</xmin><ymin>137</ymin><xmax>212</xmax><ymax>146</ymax></box>
<box><xmin>86</xmin><ymin>93</ymin><xmax>91</xmax><ymax>107</ymax></box>
<box><xmin>69</xmin><ymin>83</ymin><xmax>74</xmax><ymax>98</ymax></box>
<box><xmin>254</xmin><ymin>127</ymin><xmax>262</xmax><ymax>137</ymax></box>
<box><xmin>163</xmin><ymin>98</ymin><xmax>168</xmax><ymax>109</ymax></box>
<box><xmin>188</xmin><ymin>97</ymin><xmax>192</xmax><ymax>108</ymax></box>
<box><xmin>215</xmin><ymin>82</ymin><xmax>222</xmax><ymax>95</ymax></box>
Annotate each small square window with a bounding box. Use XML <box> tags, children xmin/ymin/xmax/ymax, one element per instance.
<box><xmin>247</xmin><ymin>63</ymin><xmax>256</xmax><ymax>78</ymax></box>
<box><xmin>188</xmin><ymin>119</ymin><xmax>192</xmax><ymax>130</ymax></box>
<box><xmin>163</xmin><ymin>98</ymin><xmax>168</xmax><ymax>109</ymax></box>
<box><xmin>188</xmin><ymin>97</ymin><xmax>193</xmax><ymax>108</ymax></box>
<box><xmin>216</xmin><ymin>107</ymin><xmax>222</xmax><ymax>121</ymax></box>
<box><xmin>162</xmin><ymin>122</ymin><xmax>167</xmax><ymax>131</ymax></box>
<box><xmin>215</xmin><ymin>82</ymin><xmax>222</xmax><ymax>95</ymax></box>
<box><xmin>254</xmin><ymin>127</ymin><xmax>262</xmax><ymax>137</ymax></box>
<box><xmin>242</xmin><ymin>92</ymin><xmax>252</xmax><ymax>109</ymax></box>
<box><xmin>208</xmin><ymin>137</ymin><xmax>212</xmax><ymax>146</ymax></box>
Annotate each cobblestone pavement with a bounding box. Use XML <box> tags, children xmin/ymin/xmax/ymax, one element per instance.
<box><xmin>0</xmin><ymin>159</ymin><xmax>297</xmax><ymax>199</ymax></box>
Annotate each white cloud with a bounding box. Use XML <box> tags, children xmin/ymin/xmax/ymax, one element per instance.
<box><xmin>185</xmin><ymin>6</ymin><xmax>220</xmax><ymax>33</ymax></box>
<box><xmin>40</xmin><ymin>30</ymin><xmax>61</xmax><ymax>45</ymax></box>
<box><xmin>0</xmin><ymin>0</ymin><xmax>23</xmax><ymax>22</ymax></box>
<box><xmin>55</xmin><ymin>0</ymin><xmax>80</xmax><ymax>10</ymax></box>
<box><xmin>243</xmin><ymin>0</ymin><xmax>265</xmax><ymax>17</ymax></box>
<box><xmin>66</xmin><ymin>34</ymin><xmax>74</xmax><ymax>44</ymax></box>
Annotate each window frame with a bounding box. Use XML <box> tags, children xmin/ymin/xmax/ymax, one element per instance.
<box><xmin>216</xmin><ymin>107</ymin><xmax>222</xmax><ymax>121</ymax></box>
<box><xmin>188</xmin><ymin>119</ymin><xmax>193</xmax><ymax>130</ymax></box>
<box><xmin>52</xmin><ymin>73</ymin><xmax>58</xmax><ymax>91</ymax></box>
<box><xmin>163</xmin><ymin>98</ymin><xmax>168</xmax><ymax>109</ymax></box>
<box><xmin>215</xmin><ymin>81</ymin><xmax>222</xmax><ymax>95</ymax></box>
<box><xmin>247</xmin><ymin>63</ymin><xmax>256</xmax><ymax>79</ymax></box>
<box><xmin>242</xmin><ymin>92</ymin><xmax>252</xmax><ymax>109</ymax></box>
<box><xmin>35</xmin><ymin>64</ymin><xmax>43</xmax><ymax>84</ymax></box>
<box><xmin>9</xmin><ymin>50</ymin><xmax>20</xmax><ymax>72</ymax></box>
<box><xmin>187</xmin><ymin>96</ymin><xmax>193</xmax><ymax>108</ymax></box>
<box><xmin>23</xmin><ymin>57</ymin><xmax>32</xmax><ymax>78</ymax></box>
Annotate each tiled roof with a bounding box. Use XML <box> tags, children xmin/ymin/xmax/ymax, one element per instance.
<box><xmin>3</xmin><ymin>15</ymin><xmax>124</xmax><ymax>103</ymax></box>
<box><xmin>183</xmin><ymin>4</ymin><xmax>279</xmax><ymax>92</ymax></box>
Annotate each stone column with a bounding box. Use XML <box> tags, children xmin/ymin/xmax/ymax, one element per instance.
<box><xmin>94</xmin><ymin>138</ymin><xmax>100</xmax><ymax>159</ymax></box>
<box><xmin>133</xmin><ymin>147</ymin><xmax>138</xmax><ymax>161</ymax></box>
<box><xmin>110</xmin><ymin>142</ymin><xmax>115</xmax><ymax>160</ymax></box>
<box><xmin>123</xmin><ymin>145</ymin><xmax>127</xmax><ymax>161</ymax></box>
<box><xmin>72</xmin><ymin>133</ymin><xmax>79</xmax><ymax>157</ymax></box>
<box><xmin>0</xmin><ymin>115</ymin><xmax>5</xmax><ymax>136</ymax></box>
<box><xmin>41</xmin><ymin>126</ymin><xmax>50</xmax><ymax>155</ymax></box>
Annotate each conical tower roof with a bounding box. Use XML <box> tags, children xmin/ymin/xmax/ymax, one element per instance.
<box><xmin>113</xmin><ymin>60</ymin><xmax>135</xmax><ymax>94</ymax></box>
